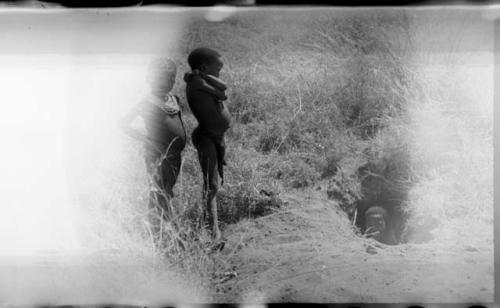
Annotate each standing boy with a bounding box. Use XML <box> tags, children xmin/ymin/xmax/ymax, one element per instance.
<box><xmin>120</xmin><ymin>58</ymin><xmax>186</xmax><ymax>227</ymax></box>
<box><xmin>184</xmin><ymin>47</ymin><xmax>231</xmax><ymax>242</ymax></box>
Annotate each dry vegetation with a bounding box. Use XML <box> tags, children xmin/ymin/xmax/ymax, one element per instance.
<box><xmin>74</xmin><ymin>9</ymin><xmax>492</xmax><ymax>302</ymax></box>
<box><xmin>173</xmin><ymin>9</ymin><xmax>418</xmax><ymax>243</ymax></box>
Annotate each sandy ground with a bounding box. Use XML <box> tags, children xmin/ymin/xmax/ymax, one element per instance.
<box><xmin>0</xmin><ymin>191</ymin><xmax>492</xmax><ymax>305</ymax></box>
<box><xmin>0</xmin><ymin>252</ymin><xmax>204</xmax><ymax>306</ymax></box>
<box><xmin>212</xmin><ymin>191</ymin><xmax>494</xmax><ymax>303</ymax></box>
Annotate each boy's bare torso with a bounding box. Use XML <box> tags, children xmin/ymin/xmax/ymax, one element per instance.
<box><xmin>186</xmin><ymin>75</ymin><xmax>231</xmax><ymax>138</ymax></box>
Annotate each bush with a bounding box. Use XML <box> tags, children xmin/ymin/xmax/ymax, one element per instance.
<box><xmin>273</xmin><ymin>154</ymin><xmax>321</xmax><ymax>189</ymax></box>
<box><xmin>326</xmin><ymin>154</ymin><xmax>365</xmax><ymax>214</ymax></box>
<box><xmin>217</xmin><ymin>183</ymin><xmax>284</xmax><ymax>226</ymax></box>
<box><xmin>196</xmin><ymin>145</ymin><xmax>284</xmax><ymax>227</ymax></box>
<box><xmin>256</xmin><ymin>122</ymin><xmax>301</xmax><ymax>155</ymax></box>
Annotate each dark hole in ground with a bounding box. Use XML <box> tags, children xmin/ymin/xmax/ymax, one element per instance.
<box><xmin>352</xmin><ymin>168</ymin><xmax>435</xmax><ymax>245</ymax></box>
<box><xmin>354</xmin><ymin>196</ymin><xmax>407</xmax><ymax>246</ymax></box>
<box><xmin>328</xmin><ymin>150</ymin><xmax>429</xmax><ymax>246</ymax></box>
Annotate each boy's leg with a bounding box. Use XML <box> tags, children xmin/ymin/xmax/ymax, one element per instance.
<box><xmin>194</xmin><ymin>133</ymin><xmax>222</xmax><ymax>241</ymax></box>
<box><xmin>156</xmin><ymin>156</ymin><xmax>176</xmax><ymax>221</ymax></box>
<box><xmin>158</xmin><ymin>149</ymin><xmax>187</xmax><ymax>251</ymax></box>
<box><xmin>145</xmin><ymin>149</ymin><xmax>165</xmax><ymax>235</ymax></box>
<box><xmin>146</xmin><ymin>151</ymin><xmax>181</xmax><ymax>248</ymax></box>
<box><xmin>147</xmin><ymin>141</ymin><xmax>182</xmax><ymax>215</ymax></box>
<box><xmin>205</xmin><ymin>179</ymin><xmax>221</xmax><ymax>241</ymax></box>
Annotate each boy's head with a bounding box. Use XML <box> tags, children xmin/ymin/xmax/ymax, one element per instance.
<box><xmin>365</xmin><ymin>206</ymin><xmax>388</xmax><ymax>236</ymax></box>
<box><xmin>147</xmin><ymin>58</ymin><xmax>177</xmax><ymax>94</ymax></box>
<box><xmin>187</xmin><ymin>47</ymin><xmax>223</xmax><ymax>78</ymax></box>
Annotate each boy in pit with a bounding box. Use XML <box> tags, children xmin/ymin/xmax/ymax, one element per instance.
<box><xmin>184</xmin><ymin>47</ymin><xmax>230</xmax><ymax>243</ymax></box>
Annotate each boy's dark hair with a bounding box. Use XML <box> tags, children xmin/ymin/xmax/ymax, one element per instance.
<box><xmin>187</xmin><ymin>47</ymin><xmax>221</xmax><ymax>70</ymax></box>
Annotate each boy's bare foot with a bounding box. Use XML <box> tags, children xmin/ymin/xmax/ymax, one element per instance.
<box><xmin>210</xmin><ymin>227</ymin><xmax>225</xmax><ymax>252</ymax></box>
<box><xmin>213</xmin><ymin>227</ymin><xmax>222</xmax><ymax>242</ymax></box>
<box><xmin>205</xmin><ymin>238</ymin><xmax>225</xmax><ymax>253</ymax></box>
<box><xmin>212</xmin><ymin>236</ymin><xmax>226</xmax><ymax>252</ymax></box>
<box><xmin>213</xmin><ymin>240</ymin><xmax>225</xmax><ymax>252</ymax></box>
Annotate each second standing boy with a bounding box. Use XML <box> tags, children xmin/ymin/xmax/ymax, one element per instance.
<box><xmin>184</xmin><ymin>47</ymin><xmax>231</xmax><ymax>242</ymax></box>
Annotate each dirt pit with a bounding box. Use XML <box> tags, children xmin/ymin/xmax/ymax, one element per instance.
<box><xmin>211</xmin><ymin>190</ymin><xmax>493</xmax><ymax>303</ymax></box>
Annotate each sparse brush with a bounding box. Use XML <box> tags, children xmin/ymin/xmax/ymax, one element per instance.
<box><xmin>325</xmin><ymin>155</ymin><xmax>365</xmax><ymax>214</ymax></box>
<box><xmin>216</xmin><ymin>145</ymin><xmax>284</xmax><ymax>226</ymax></box>
<box><xmin>403</xmin><ymin>73</ymin><xmax>493</xmax><ymax>244</ymax></box>
<box><xmin>256</xmin><ymin>122</ymin><xmax>301</xmax><ymax>155</ymax></box>
<box><xmin>81</xmin><ymin>10</ymin><xmax>491</xmax><ymax>299</ymax></box>
<box><xmin>272</xmin><ymin>154</ymin><xmax>321</xmax><ymax>189</ymax></box>
<box><xmin>217</xmin><ymin>183</ymin><xmax>284</xmax><ymax>226</ymax></box>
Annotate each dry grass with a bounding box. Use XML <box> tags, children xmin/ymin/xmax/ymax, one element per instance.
<box><xmin>74</xmin><ymin>8</ymin><xmax>492</xmax><ymax>301</ymax></box>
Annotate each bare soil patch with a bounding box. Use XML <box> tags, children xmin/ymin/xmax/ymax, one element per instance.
<box><xmin>211</xmin><ymin>190</ymin><xmax>493</xmax><ymax>303</ymax></box>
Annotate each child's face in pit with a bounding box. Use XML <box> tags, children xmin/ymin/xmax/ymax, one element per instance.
<box><xmin>200</xmin><ymin>56</ymin><xmax>223</xmax><ymax>78</ymax></box>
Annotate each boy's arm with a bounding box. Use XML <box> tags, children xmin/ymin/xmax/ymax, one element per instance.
<box><xmin>188</xmin><ymin>87</ymin><xmax>227</xmax><ymax>129</ymax></box>
<box><xmin>199</xmin><ymin>72</ymin><xmax>227</xmax><ymax>91</ymax></box>
<box><xmin>192</xmin><ymin>76</ymin><xmax>227</xmax><ymax>101</ymax></box>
